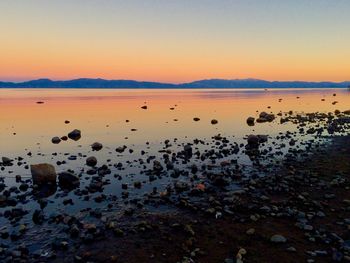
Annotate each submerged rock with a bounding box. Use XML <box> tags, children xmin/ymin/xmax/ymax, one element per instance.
<box><xmin>30</xmin><ymin>163</ymin><xmax>57</xmax><ymax>185</ymax></box>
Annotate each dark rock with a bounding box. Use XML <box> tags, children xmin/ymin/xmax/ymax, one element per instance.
<box><xmin>116</xmin><ymin>146</ymin><xmax>126</xmax><ymax>153</ymax></box>
<box><xmin>246</xmin><ymin>117</ymin><xmax>255</xmax><ymax>126</ymax></box>
<box><xmin>2</xmin><ymin>157</ymin><xmax>13</xmax><ymax>165</ymax></box>
<box><xmin>58</xmin><ymin>172</ymin><xmax>80</xmax><ymax>189</ymax></box>
<box><xmin>30</xmin><ymin>163</ymin><xmax>57</xmax><ymax>185</ymax></box>
<box><xmin>32</xmin><ymin>209</ymin><xmax>44</xmax><ymax>224</ymax></box>
<box><xmin>91</xmin><ymin>142</ymin><xmax>103</xmax><ymax>151</ymax></box>
<box><xmin>68</xmin><ymin>129</ymin><xmax>81</xmax><ymax>141</ymax></box>
<box><xmin>51</xmin><ymin>137</ymin><xmax>61</xmax><ymax>144</ymax></box>
<box><xmin>153</xmin><ymin>160</ymin><xmax>163</xmax><ymax>172</ymax></box>
<box><xmin>257</xmin><ymin>112</ymin><xmax>275</xmax><ymax>123</ymax></box>
<box><xmin>86</xmin><ymin>157</ymin><xmax>97</xmax><ymax>167</ymax></box>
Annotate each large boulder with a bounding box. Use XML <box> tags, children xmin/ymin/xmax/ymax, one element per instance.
<box><xmin>30</xmin><ymin>163</ymin><xmax>57</xmax><ymax>185</ymax></box>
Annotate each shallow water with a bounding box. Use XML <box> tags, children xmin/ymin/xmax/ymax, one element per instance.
<box><xmin>0</xmin><ymin>88</ymin><xmax>349</xmax><ymax>231</ymax></box>
<box><xmin>1</xmin><ymin>88</ymin><xmax>349</xmax><ymax>155</ymax></box>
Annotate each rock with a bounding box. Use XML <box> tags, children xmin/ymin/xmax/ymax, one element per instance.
<box><xmin>174</xmin><ymin>181</ymin><xmax>189</xmax><ymax>192</ymax></box>
<box><xmin>91</xmin><ymin>142</ymin><xmax>103</xmax><ymax>151</ymax></box>
<box><xmin>0</xmin><ymin>195</ymin><xmax>7</xmax><ymax>207</ymax></box>
<box><xmin>70</xmin><ymin>224</ymin><xmax>80</xmax><ymax>238</ymax></box>
<box><xmin>270</xmin><ymin>234</ymin><xmax>287</xmax><ymax>243</ymax></box>
<box><xmin>51</xmin><ymin>137</ymin><xmax>61</xmax><ymax>144</ymax></box>
<box><xmin>58</xmin><ymin>172</ymin><xmax>80</xmax><ymax>189</ymax></box>
<box><xmin>32</xmin><ymin>209</ymin><xmax>44</xmax><ymax>224</ymax></box>
<box><xmin>134</xmin><ymin>181</ymin><xmax>142</xmax><ymax>189</ymax></box>
<box><xmin>236</xmin><ymin>248</ymin><xmax>247</xmax><ymax>263</ymax></box>
<box><xmin>68</xmin><ymin>129</ymin><xmax>81</xmax><ymax>141</ymax></box>
<box><xmin>19</xmin><ymin>183</ymin><xmax>29</xmax><ymax>191</ymax></box>
<box><xmin>184</xmin><ymin>144</ymin><xmax>193</xmax><ymax>158</ymax></box>
<box><xmin>258</xmin><ymin>135</ymin><xmax>268</xmax><ymax>143</ymax></box>
<box><xmin>86</xmin><ymin>157</ymin><xmax>97</xmax><ymax>167</ymax></box>
<box><xmin>141</xmin><ymin>105</ymin><xmax>147</xmax><ymax>109</ymax></box>
<box><xmin>193</xmin><ymin>117</ymin><xmax>200</xmax><ymax>121</ymax></box>
<box><xmin>257</xmin><ymin>112</ymin><xmax>275</xmax><ymax>122</ymax></box>
<box><xmin>2</xmin><ymin>156</ymin><xmax>13</xmax><ymax>165</ymax></box>
<box><xmin>286</xmin><ymin>247</ymin><xmax>297</xmax><ymax>252</ymax></box>
<box><xmin>153</xmin><ymin>160</ymin><xmax>163</xmax><ymax>172</ymax></box>
<box><xmin>246</xmin><ymin>228</ymin><xmax>255</xmax><ymax>235</ymax></box>
<box><xmin>30</xmin><ymin>163</ymin><xmax>57</xmax><ymax>185</ymax></box>
<box><xmin>116</xmin><ymin>146</ymin><xmax>126</xmax><ymax>153</ymax></box>
<box><xmin>247</xmin><ymin>135</ymin><xmax>259</xmax><ymax>146</ymax></box>
<box><xmin>246</xmin><ymin>117</ymin><xmax>255</xmax><ymax>126</ymax></box>
<box><xmin>211</xmin><ymin>119</ymin><xmax>218</xmax><ymax>125</ymax></box>
<box><xmin>247</xmin><ymin>134</ymin><xmax>268</xmax><ymax>147</ymax></box>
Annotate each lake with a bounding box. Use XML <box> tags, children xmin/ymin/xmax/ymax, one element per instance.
<box><xmin>0</xmin><ymin>88</ymin><xmax>349</xmax><ymax>242</ymax></box>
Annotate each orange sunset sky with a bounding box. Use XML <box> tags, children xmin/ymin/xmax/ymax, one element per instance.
<box><xmin>0</xmin><ymin>0</ymin><xmax>349</xmax><ymax>83</ymax></box>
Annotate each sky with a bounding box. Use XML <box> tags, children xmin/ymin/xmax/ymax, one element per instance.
<box><xmin>0</xmin><ymin>0</ymin><xmax>349</xmax><ymax>83</ymax></box>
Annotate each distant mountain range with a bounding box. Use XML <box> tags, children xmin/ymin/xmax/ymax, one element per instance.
<box><xmin>0</xmin><ymin>78</ymin><xmax>349</xmax><ymax>89</ymax></box>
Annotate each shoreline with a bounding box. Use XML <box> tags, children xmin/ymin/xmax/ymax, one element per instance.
<box><xmin>48</xmin><ymin>135</ymin><xmax>350</xmax><ymax>263</ymax></box>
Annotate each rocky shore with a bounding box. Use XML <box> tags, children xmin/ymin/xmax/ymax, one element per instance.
<box><xmin>49</xmin><ymin>135</ymin><xmax>350</xmax><ymax>263</ymax></box>
<box><xmin>0</xmin><ymin>108</ymin><xmax>350</xmax><ymax>263</ymax></box>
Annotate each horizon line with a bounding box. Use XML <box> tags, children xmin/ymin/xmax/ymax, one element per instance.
<box><xmin>1</xmin><ymin>77</ymin><xmax>350</xmax><ymax>84</ymax></box>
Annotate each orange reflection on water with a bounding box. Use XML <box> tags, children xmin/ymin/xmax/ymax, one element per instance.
<box><xmin>1</xmin><ymin>88</ymin><xmax>349</xmax><ymax>155</ymax></box>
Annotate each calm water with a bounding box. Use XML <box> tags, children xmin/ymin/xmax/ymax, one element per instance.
<box><xmin>1</xmin><ymin>88</ymin><xmax>349</xmax><ymax>155</ymax></box>
<box><xmin>0</xmin><ymin>88</ymin><xmax>349</xmax><ymax>224</ymax></box>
